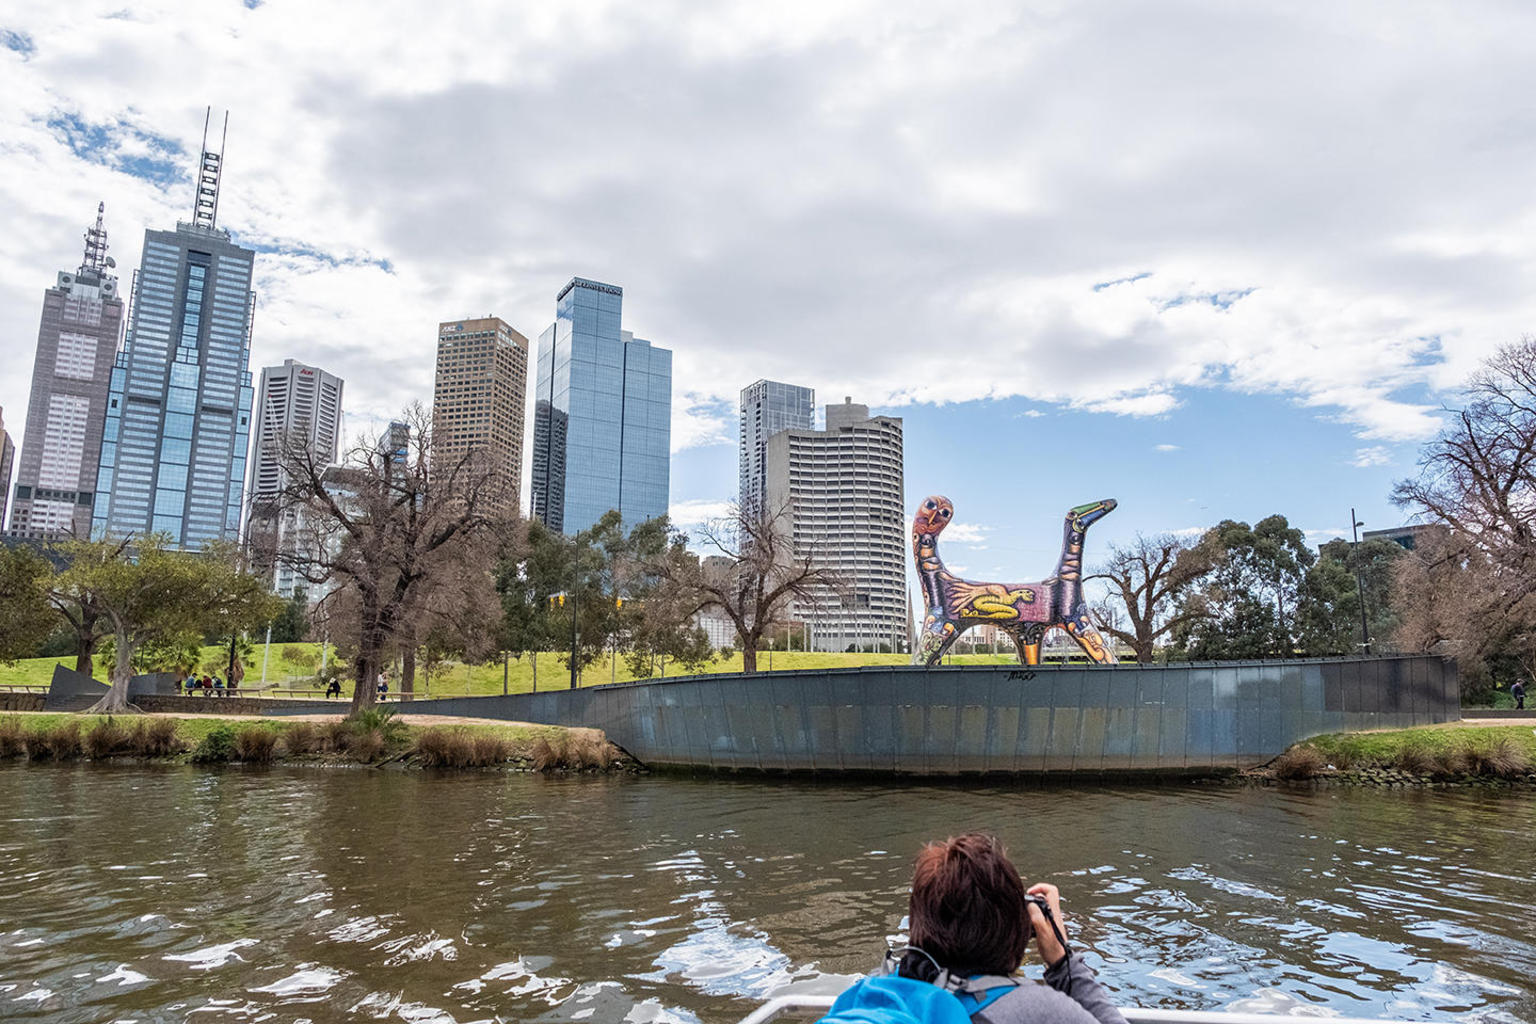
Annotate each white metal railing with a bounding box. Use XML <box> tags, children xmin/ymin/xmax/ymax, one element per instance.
<box><xmin>735</xmin><ymin>995</ymin><xmax>1419</xmax><ymax>1024</ymax></box>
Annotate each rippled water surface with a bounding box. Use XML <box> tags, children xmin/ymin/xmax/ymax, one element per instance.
<box><xmin>0</xmin><ymin>764</ymin><xmax>1532</xmax><ymax>1023</ymax></box>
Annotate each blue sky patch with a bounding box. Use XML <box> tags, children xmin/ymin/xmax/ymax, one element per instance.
<box><xmin>44</xmin><ymin>111</ymin><xmax>184</xmax><ymax>188</ymax></box>
<box><xmin>1157</xmin><ymin>287</ymin><xmax>1256</xmax><ymax>312</ymax></box>
<box><xmin>1092</xmin><ymin>271</ymin><xmax>1151</xmax><ymax>292</ymax></box>
<box><xmin>1</xmin><ymin>28</ymin><xmax>36</xmax><ymax>56</ymax></box>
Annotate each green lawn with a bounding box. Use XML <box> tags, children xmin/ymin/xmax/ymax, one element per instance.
<box><xmin>1306</xmin><ymin>723</ymin><xmax>1536</xmax><ymax>763</ymax></box>
<box><xmin>2</xmin><ymin>644</ymin><xmax>1035</xmax><ymax>696</ymax></box>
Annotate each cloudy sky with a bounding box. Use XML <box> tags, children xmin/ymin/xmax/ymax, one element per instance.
<box><xmin>2</xmin><ymin>0</ymin><xmax>1533</xmax><ymax>578</ymax></box>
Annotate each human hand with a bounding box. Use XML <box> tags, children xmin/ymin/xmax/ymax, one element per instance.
<box><xmin>1025</xmin><ymin>882</ymin><xmax>1068</xmax><ymax>968</ymax></box>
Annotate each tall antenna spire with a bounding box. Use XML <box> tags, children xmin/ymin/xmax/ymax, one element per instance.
<box><xmin>192</xmin><ymin>106</ymin><xmax>228</xmax><ymax>230</ymax></box>
<box><xmin>80</xmin><ymin>201</ymin><xmax>109</xmax><ymax>273</ymax></box>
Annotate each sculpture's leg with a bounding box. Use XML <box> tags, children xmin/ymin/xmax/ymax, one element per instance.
<box><xmin>1063</xmin><ymin>608</ymin><xmax>1114</xmax><ymax>664</ymax></box>
<box><xmin>914</xmin><ymin>616</ymin><xmax>956</xmax><ymax>668</ymax></box>
<box><xmin>1011</xmin><ymin>623</ymin><xmax>1046</xmax><ymax>666</ymax></box>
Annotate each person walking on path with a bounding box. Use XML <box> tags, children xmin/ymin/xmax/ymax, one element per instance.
<box><xmin>1514</xmin><ymin>679</ymin><xmax>1527</xmax><ymax>710</ymax></box>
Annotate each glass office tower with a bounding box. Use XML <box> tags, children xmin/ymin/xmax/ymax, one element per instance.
<box><xmin>530</xmin><ymin>278</ymin><xmax>671</xmax><ymax>534</ymax></box>
<box><xmin>739</xmin><ymin>379</ymin><xmax>815</xmax><ymax>517</ymax></box>
<box><xmin>94</xmin><ymin>127</ymin><xmax>256</xmax><ymax>548</ymax></box>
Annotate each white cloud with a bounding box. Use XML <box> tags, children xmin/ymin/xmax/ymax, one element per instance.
<box><xmin>668</xmin><ymin>498</ymin><xmax>734</xmax><ymax>528</ymax></box>
<box><xmin>1352</xmin><ymin>445</ymin><xmax>1391</xmax><ymax>467</ymax></box>
<box><xmin>1153</xmin><ymin>443</ymin><xmax>1181</xmax><ymax>452</ymax></box>
<box><xmin>942</xmin><ymin>522</ymin><xmax>990</xmax><ymax>546</ymax></box>
<box><xmin>3</xmin><ymin>0</ymin><xmax>1533</xmax><ymax>487</ymax></box>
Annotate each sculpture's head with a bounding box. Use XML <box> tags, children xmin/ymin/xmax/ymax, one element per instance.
<box><xmin>1068</xmin><ymin>498</ymin><xmax>1117</xmax><ymax>530</ymax></box>
<box><xmin>914</xmin><ymin>495</ymin><xmax>955</xmax><ymax>536</ymax></box>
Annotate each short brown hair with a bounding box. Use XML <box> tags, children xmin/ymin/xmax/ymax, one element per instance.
<box><xmin>907</xmin><ymin>832</ymin><xmax>1030</xmax><ymax>977</ymax></box>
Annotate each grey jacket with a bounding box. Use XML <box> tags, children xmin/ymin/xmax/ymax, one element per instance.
<box><xmin>967</xmin><ymin>954</ymin><xmax>1127</xmax><ymax>1024</ymax></box>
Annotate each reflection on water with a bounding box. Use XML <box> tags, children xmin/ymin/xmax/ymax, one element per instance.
<box><xmin>0</xmin><ymin>764</ymin><xmax>1532</xmax><ymax>1023</ymax></box>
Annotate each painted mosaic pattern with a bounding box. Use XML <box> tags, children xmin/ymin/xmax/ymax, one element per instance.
<box><xmin>912</xmin><ymin>495</ymin><xmax>1118</xmax><ymax>667</ymax></box>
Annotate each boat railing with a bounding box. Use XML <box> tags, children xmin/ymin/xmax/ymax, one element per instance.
<box><xmin>736</xmin><ymin>994</ymin><xmax>1419</xmax><ymax>1024</ymax></box>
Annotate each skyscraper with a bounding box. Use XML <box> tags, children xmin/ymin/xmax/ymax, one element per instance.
<box><xmin>94</xmin><ymin>113</ymin><xmax>256</xmax><ymax>549</ymax></box>
<box><xmin>739</xmin><ymin>379</ymin><xmax>815</xmax><ymax>516</ymax></box>
<box><xmin>8</xmin><ymin>204</ymin><xmax>127</xmax><ymax>540</ymax></box>
<box><xmin>432</xmin><ymin>316</ymin><xmax>528</xmax><ymax>515</ymax></box>
<box><xmin>245</xmin><ymin>359</ymin><xmax>344</xmax><ymax>596</ymax></box>
<box><xmin>531</xmin><ymin>278</ymin><xmax>671</xmax><ymax>533</ymax></box>
<box><xmin>0</xmin><ymin>409</ymin><xmax>14</xmax><ymax>532</ymax></box>
<box><xmin>765</xmin><ymin>398</ymin><xmax>907</xmax><ymax>652</ymax></box>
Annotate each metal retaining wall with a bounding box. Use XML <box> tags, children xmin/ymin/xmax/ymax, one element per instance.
<box><xmin>388</xmin><ymin>655</ymin><xmax>1460</xmax><ymax>775</ymax></box>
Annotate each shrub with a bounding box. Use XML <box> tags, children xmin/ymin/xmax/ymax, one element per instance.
<box><xmin>529</xmin><ymin>736</ymin><xmax>560</xmax><ymax>771</ymax></box>
<box><xmin>27</xmin><ymin>721</ymin><xmax>83</xmax><ymax>760</ymax></box>
<box><xmin>131</xmin><ymin>718</ymin><xmax>184</xmax><ymax>757</ymax></box>
<box><xmin>1273</xmin><ymin>744</ymin><xmax>1327</xmax><ymax>780</ymax></box>
<box><xmin>0</xmin><ymin>717</ymin><xmax>26</xmax><ymax>758</ymax></box>
<box><xmin>232</xmin><ymin>725</ymin><xmax>278</xmax><ymax>763</ymax></box>
<box><xmin>349</xmin><ymin>707</ymin><xmax>407</xmax><ymax>747</ymax></box>
<box><xmin>529</xmin><ymin>731</ymin><xmax>616</xmax><ymax>772</ymax></box>
<box><xmin>412</xmin><ymin>727</ymin><xmax>465</xmax><ymax>767</ymax></box>
<box><xmin>471</xmin><ymin>734</ymin><xmax>511</xmax><ymax>766</ymax></box>
<box><xmin>281</xmin><ymin>721</ymin><xmax>322</xmax><ymax>755</ymax></box>
<box><xmin>192</xmin><ymin>724</ymin><xmax>237</xmax><ymax>763</ymax></box>
<box><xmin>84</xmin><ymin>718</ymin><xmax>132</xmax><ymax>759</ymax></box>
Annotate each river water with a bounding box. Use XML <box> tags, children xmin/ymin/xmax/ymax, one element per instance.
<box><xmin>0</xmin><ymin>765</ymin><xmax>1531</xmax><ymax>1024</ymax></box>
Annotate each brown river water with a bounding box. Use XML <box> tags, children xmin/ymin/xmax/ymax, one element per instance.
<box><xmin>0</xmin><ymin>764</ymin><xmax>1532</xmax><ymax>1023</ymax></box>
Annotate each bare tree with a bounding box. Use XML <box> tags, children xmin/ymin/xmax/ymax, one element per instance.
<box><xmin>274</xmin><ymin>404</ymin><xmax>512</xmax><ymax>711</ymax></box>
<box><xmin>1393</xmin><ymin>338</ymin><xmax>1536</xmax><ymax>693</ymax></box>
<box><xmin>647</xmin><ymin>502</ymin><xmax>844</xmax><ymax>674</ymax></box>
<box><xmin>1088</xmin><ymin>533</ymin><xmax>1218</xmax><ymax>662</ymax></box>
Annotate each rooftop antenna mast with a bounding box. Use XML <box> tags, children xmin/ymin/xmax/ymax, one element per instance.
<box><xmin>192</xmin><ymin>106</ymin><xmax>228</xmax><ymax>230</ymax></box>
<box><xmin>80</xmin><ymin>201</ymin><xmax>110</xmax><ymax>273</ymax></box>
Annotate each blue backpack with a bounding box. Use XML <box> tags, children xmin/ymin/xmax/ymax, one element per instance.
<box><xmin>815</xmin><ymin>976</ymin><xmax>973</xmax><ymax>1024</ymax></box>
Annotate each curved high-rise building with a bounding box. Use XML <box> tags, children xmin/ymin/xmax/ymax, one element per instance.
<box><xmin>765</xmin><ymin>398</ymin><xmax>907</xmax><ymax>652</ymax></box>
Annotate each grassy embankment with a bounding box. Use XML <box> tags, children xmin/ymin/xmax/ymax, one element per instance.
<box><xmin>1271</xmin><ymin>723</ymin><xmax>1536</xmax><ymax>783</ymax></box>
<box><xmin>0</xmin><ymin>644</ymin><xmax>1030</xmax><ymax>696</ymax></box>
<box><xmin>0</xmin><ymin>712</ymin><xmax>624</xmax><ymax>772</ymax></box>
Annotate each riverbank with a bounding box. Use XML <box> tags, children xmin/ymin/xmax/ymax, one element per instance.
<box><xmin>0</xmin><ymin>712</ymin><xmax>636</xmax><ymax>773</ymax></box>
<box><xmin>1254</xmin><ymin>722</ymin><xmax>1536</xmax><ymax>787</ymax></box>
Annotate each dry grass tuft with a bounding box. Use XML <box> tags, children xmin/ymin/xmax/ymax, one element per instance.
<box><xmin>470</xmin><ymin>734</ymin><xmax>512</xmax><ymax>766</ymax></box>
<box><xmin>529</xmin><ymin>730</ymin><xmax>617</xmax><ymax>772</ymax></box>
<box><xmin>0</xmin><ymin>717</ymin><xmax>27</xmax><ymax>758</ymax></box>
<box><xmin>132</xmin><ymin>718</ymin><xmax>184</xmax><ymax>757</ymax></box>
<box><xmin>349</xmin><ymin>730</ymin><xmax>385</xmax><ymax>762</ymax></box>
<box><xmin>412</xmin><ymin>728</ymin><xmax>512</xmax><ymax>768</ymax></box>
<box><xmin>1456</xmin><ymin>736</ymin><xmax>1532</xmax><ymax>779</ymax></box>
<box><xmin>281</xmin><ymin>721</ymin><xmax>322</xmax><ymax>756</ymax></box>
<box><xmin>321</xmin><ymin>720</ymin><xmax>353</xmax><ymax>753</ymax></box>
<box><xmin>1273</xmin><ymin>744</ymin><xmax>1328</xmax><ymax>780</ymax></box>
<box><xmin>28</xmin><ymin>721</ymin><xmax>82</xmax><ymax>760</ymax></box>
<box><xmin>1393</xmin><ymin>743</ymin><xmax>1437</xmax><ymax>775</ymax></box>
<box><xmin>84</xmin><ymin>718</ymin><xmax>132</xmax><ymax>759</ymax></box>
<box><xmin>232</xmin><ymin>725</ymin><xmax>278</xmax><ymax>763</ymax></box>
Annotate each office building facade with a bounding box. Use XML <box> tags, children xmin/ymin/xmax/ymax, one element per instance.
<box><xmin>739</xmin><ymin>379</ymin><xmax>814</xmax><ymax>517</ymax></box>
<box><xmin>765</xmin><ymin>398</ymin><xmax>907</xmax><ymax>652</ymax></box>
<box><xmin>432</xmin><ymin>316</ymin><xmax>528</xmax><ymax>515</ymax></box>
<box><xmin>0</xmin><ymin>409</ymin><xmax>14</xmax><ymax>532</ymax></box>
<box><xmin>245</xmin><ymin>359</ymin><xmax>344</xmax><ymax>596</ymax></box>
<box><xmin>531</xmin><ymin>278</ymin><xmax>671</xmax><ymax>533</ymax></box>
<box><xmin>9</xmin><ymin>205</ymin><xmax>127</xmax><ymax>539</ymax></box>
<box><xmin>94</xmin><ymin>127</ymin><xmax>256</xmax><ymax>548</ymax></box>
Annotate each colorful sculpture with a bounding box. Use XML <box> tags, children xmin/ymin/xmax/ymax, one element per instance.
<box><xmin>912</xmin><ymin>495</ymin><xmax>1118</xmax><ymax>667</ymax></box>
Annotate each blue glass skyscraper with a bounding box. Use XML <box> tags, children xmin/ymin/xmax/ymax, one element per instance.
<box><xmin>93</xmin><ymin>117</ymin><xmax>255</xmax><ymax>548</ymax></box>
<box><xmin>531</xmin><ymin>278</ymin><xmax>671</xmax><ymax>534</ymax></box>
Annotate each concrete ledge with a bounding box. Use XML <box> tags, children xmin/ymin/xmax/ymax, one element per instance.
<box><xmin>135</xmin><ymin>695</ymin><xmax>339</xmax><ymax>716</ymax></box>
<box><xmin>391</xmin><ymin>655</ymin><xmax>1460</xmax><ymax>776</ymax></box>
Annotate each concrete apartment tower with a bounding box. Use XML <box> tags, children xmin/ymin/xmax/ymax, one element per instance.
<box><xmin>245</xmin><ymin>359</ymin><xmax>344</xmax><ymax>597</ymax></box>
<box><xmin>739</xmin><ymin>379</ymin><xmax>814</xmax><ymax>517</ymax></box>
<box><xmin>432</xmin><ymin>316</ymin><xmax>529</xmax><ymax>516</ymax></box>
<box><xmin>765</xmin><ymin>397</ymin><xmax>907</xmax><ymax>652</ymax></box>
<box><xmin>8</xmin><ymin>204</ymin><xmax>127</xmax><ymax>539</ymax></box>
<box><xmin>0</xmin><ymin>409</ymin><xmax>14</xmax><ymax>532</ymax></box>
<box><xmin>94</xmin><ymin>112</ymin><xmax>256</xmax><ymax>548</ymax></box>
<box><xmin>531</xmin><ymin>278</ymin><xmax>671</xmax><ymax>533</ymax></box>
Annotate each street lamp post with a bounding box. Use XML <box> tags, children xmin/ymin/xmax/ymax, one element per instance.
<box><xmin>1351</xmin><ymin>508</ymin><xmax>1372</xmax><ymax>655</ymax></box>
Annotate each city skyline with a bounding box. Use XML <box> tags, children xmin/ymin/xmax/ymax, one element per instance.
<box><xmin>5</xmin><ymin>4</ymin><xmax>1536</xmax><ymax>577</ymax></box>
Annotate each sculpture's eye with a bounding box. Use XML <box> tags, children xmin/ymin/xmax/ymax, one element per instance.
<box><xmin>940</xmin><ymin>508</ymin><xmax>951</xmax><ymax>518</ymax></box>
<box><xmin>925</xmin><ymin>501</ymin><xmax>935</xmax><ymax>510</ymax></box>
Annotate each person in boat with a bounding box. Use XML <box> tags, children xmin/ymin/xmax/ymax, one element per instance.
<box><xmin>867</xmin><ymin>831</ymin><xmax>1125</xmax><ymax>1024</ymax></box>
